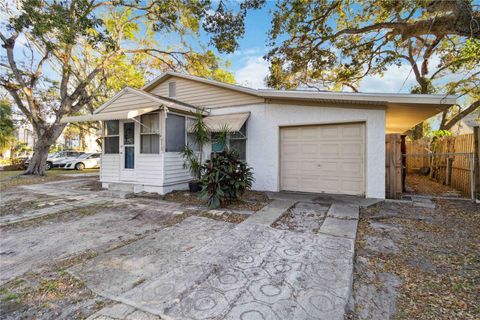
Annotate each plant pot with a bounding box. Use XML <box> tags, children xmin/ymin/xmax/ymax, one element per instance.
<box><xmin>189</xmin><ymin>180</ymin><xmax>201</xmax><ymax>193</ymax></box>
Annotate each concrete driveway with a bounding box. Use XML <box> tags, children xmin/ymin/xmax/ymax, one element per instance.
<box><xmin>1</xmin><ymin>177</ymin><xmax>365</xmax><ymax>320</ymax></box>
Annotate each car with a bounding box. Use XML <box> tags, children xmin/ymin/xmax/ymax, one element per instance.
<box><xmin>48</xmin><ymin>151</ymin><xmax>85</xmax><ymax>169</ymax></box>
<box><xmin>24</xmin><ymin>150</ymin><xmax>85</xmax><ymax>170</ymax></box>
<box><xmin>63</xmin><ymin>153</ymin><xmax>101</xmax><ymax>170</ymax></box>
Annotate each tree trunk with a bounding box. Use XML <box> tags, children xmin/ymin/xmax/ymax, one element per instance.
<box><xmin>411</xmin><ymin>123</ymin><xmax>423</xmax><ymax>139</ymax></box>
<box><xmin>24</xmin><ymin>124</ymin><xmax>66</xmax><ymax>175</ymax></box>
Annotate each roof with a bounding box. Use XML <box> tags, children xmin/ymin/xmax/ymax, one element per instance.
<box><xmin>143</xmin><ymin>71</ymin><xmax>457</xmax><ymax>106</ymax></box>
<box><xmin>94</xmin><ymin>87</ymin><xmax>203</xmax><ymax>115</ymax></box>
<box><xmin>60</xmin><ymin>106</ymin><xmax>160</xmax><ymax>123</ymax></box>
<box><xmin>61</xmin><ymin>87</ymin><xmax>207</xmax><ymax>123</ymax></box>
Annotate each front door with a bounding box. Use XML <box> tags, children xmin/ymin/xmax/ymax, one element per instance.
<box><xmin>121</xmin><ymin>121</ymin><xmax>135</xmax><ymax>181</ymax></box>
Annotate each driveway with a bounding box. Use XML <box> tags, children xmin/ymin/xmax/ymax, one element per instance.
<box><xmin>0</xmin><ymin>176</ymin><xmax>363</xmax><ymax>320</ymax></box>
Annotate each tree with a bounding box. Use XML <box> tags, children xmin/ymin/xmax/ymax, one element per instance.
<box><xmin>0</xmin><ymin>0</ymin><xmax>263</xmax><ymax>175</ymax></box>
<box><xmin>266</xmin><ymin>0</ymin><xmax>480</xmax><ymax>138</ymax></box>
<box><xmin>0</xmin><ymin>98</ymin><xmax>16</xmax><ymax>155</ymax></box>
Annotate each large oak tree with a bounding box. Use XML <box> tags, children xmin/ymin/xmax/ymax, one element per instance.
<box><xmin>1</xmin><ymin>0</ymin><xmax>263</xmax><ymax>175</ymax></box>
<box><xmin>266</xmin><ymin>0</ymin><xmax>480</xmax><ymax>137</ymax></box>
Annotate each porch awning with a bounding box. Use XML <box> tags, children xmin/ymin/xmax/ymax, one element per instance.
<box><xmin>60</xmin><ymin>106</ymin><xmax>160</xmax><ymax>123</ymax></box>
<box><xmin>198</xmin><ymin>112</ymin><xmax>250</xmax><ymax>132</ymax></box>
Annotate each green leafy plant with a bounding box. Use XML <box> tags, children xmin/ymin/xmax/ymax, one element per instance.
<box><xmin>199</xmin><ymin>148</ymin><xmax>254</xmax><ymax>208</ymax></box>
<box><xmin>182</xmin><ymin>108</ymin><xmax>209</xmax><ymax>180</ymax></box>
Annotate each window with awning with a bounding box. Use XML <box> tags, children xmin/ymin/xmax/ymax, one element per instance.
<box><xmin>203</xmin><ymin>113</ymin><xmax>249</xmax><ymax>160</ymax></box>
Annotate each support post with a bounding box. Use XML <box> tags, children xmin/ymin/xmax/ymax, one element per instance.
<box><xmin>470</xmin><ymin>153</ymin><xmax>475</xmax><ymax>202</ymax></box>
<box><xmin>474</xmin><ymin>126</ymin><xmax>479</xmax><ymax>200</ymax></box>
<box><xmin>446</xmin><ymin>157</ymin><xmax>452</xmax><ymax>186</ymax></box>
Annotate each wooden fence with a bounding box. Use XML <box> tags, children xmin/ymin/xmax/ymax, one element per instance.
<box><xmin>405</xmin><ymin>134</ymin><xmax>475</xmax><ymax>196</ymax></box>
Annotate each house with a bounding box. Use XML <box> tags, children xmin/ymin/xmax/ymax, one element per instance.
<box><xmin>61</xmin><ymin>72</ymin><xmax>456</xmax><ymax>198</ymax></box>
<box><xmin>448</xmin><ymin>109</ymin><xmax>480</xmax><ymax>135</ymax></box>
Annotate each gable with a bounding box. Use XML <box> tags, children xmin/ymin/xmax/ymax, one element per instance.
<box><xmin>100</xmin><ymin>90</ymin><xmax>160</xmax><ymax>114</ymax></box>
<box><xmin>147</xmin><ymin>76</ymin><xmax>264</xmax><ymax>109</ymax></box>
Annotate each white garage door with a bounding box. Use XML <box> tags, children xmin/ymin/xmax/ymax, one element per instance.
<box><xmin>280</xmin><ymin>123</ymin><xmax>365</xmax><ymax>195</ymax></box>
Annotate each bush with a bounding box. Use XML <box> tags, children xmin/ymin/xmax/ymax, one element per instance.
<box><xmin>199</xmin><ymin>149</ymin><xmax>254</xmax><ymax>208</ymax></box>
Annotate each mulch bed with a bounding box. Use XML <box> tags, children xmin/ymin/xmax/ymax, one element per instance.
<box><xmin>162</xmin><ymin>190</ymin><xmax>271</xmax><ymax>212</ymax></box>
<box><xmin>351</xmin><ymin>199</ymin><xmax>480</xmax><ymax>319</ymax></box>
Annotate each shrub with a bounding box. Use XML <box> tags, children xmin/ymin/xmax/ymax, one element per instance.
<box><xmin>199</xmin><ymin>149</ymin><xmax>254</xmax><ymax>208</ymax></box>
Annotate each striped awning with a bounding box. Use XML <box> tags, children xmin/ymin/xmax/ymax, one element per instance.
<box><xmin>195</xmin><ymin>112</ymin><xmax>250</xmax><ymax>132</ymax></box>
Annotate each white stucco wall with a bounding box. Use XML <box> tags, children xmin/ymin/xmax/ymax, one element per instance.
<box><xmin>210</xmin><ymin>103</ymin><xmax>386</xmax><ymax>199</ymax></box>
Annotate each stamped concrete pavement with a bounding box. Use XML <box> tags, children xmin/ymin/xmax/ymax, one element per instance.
<box><xmin>80</xmin><ymin>207</ymin><xmax>358</xmax><ymax>320</ymax></box>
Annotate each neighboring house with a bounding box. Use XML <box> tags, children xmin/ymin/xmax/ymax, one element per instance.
<box><xmin>58</xmin><ymin>129</ymin><xmax>101</xmax><ymax>153</ymax></box>
<box><xmin>449</xmin><ymin>109</ymin><xmax>480</xmax><ymax>135</ymax></box>
<box><xmin>61</xmin><ymin>72</ymin><xmax>456</xmax><ymax>199</ymax></box>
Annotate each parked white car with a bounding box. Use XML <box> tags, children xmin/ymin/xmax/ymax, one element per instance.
<box><xmin>24</xmin><ymin>150</ymin><xmax>84</xmax><ymax>170</ymax></box>
<box><xmin>63</xmin><ymin>153</ymin><xmax>101</xmax><ymax>170</ymax></box>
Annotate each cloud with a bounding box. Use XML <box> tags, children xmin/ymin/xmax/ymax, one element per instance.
<box><xmin>234</xmin><ymin>55</ymin><xmax>269</xmax><ymax>89</ymax></box>
<box><xmin>360</xmin><ymin>63</ymin><xmax>416</xmax><ymax>93</ymax></box>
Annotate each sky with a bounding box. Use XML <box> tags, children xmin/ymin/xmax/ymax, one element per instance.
<box><xmin>201</xmin><ymin>2</ymin><xmax>419</xmax><ymax>93</ymax></box>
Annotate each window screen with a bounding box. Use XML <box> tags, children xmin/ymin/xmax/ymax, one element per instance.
<box><xmin>168</xmin><ymin>82</ymin><xmax>176</xmax><ymax>98</ymax></box>
<box><xmin>166</xmin><ymin>114</ymin><xmax>185</xmax><ymax>152</ymax></box>
<box><xmin>140</xmin><ymin>113</ymin><xmax>160</xmax><ymax>154</ymax></box>
<box><xmin>104</xmin><ymin>137</ymin><xmax>119</xmax><ymax>153</ymax></box>
<box><xmin>104</xmin><ymin>120</ymin><xmax>119</xmax><ymax>154</ymax></box>
<box><xmin>105</xmin><ymin>120</ymin><xmax>119</xmax><ymax>136</ymax></box>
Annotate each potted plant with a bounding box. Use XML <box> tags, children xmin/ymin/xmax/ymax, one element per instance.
<box><xmin>182</xmin><ymin>108</ymin><xmax>209</xmax><ymax>192</ymax></box>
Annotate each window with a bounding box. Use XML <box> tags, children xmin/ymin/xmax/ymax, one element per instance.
<box><xmin>166</xmin><ymin>114</ymin><xmax>185</xmax><ymax>152</ymax></box>
<box><xmin>186</xmin><ymin>117</ymin><xmax>200</xmax><ymax>151</ymax></box>
<box><xmin>140</xmin><ymin>113</ymin><xmax>160</xmax><ymax>154</ymax></box>
<box><xmin>229</xmin><ymin>123</ymin><xmax>247</xmax><ymax>160</ymax></box>
<box><xmin>168</xmin><ymin>82</ymin><xmax>176</xmax><ymax>98</ymax></box>
<box><xmin>211</xmin><ymin>123</ymin><xmax>247</xmax><ymax>160</ymax></box>
<box><xmin>104</xmin><ymin>120</ymin><xmax>119</xmax><ymax>154</ymax></box>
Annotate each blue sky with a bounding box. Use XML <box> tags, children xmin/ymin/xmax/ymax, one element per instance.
<box><xmin>197</xmin><ymin>2</ymin><xmax>420</xmax><ymax>93</ymax></box>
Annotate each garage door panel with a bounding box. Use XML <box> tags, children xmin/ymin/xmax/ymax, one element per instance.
<box><xmin>318</xmin><ymin>162</ymin><xmax>338</xmax><ymax>172</ymax></box>
<box><xmin>300</xmin><ymin>143</ymin><xmax>318</xmax><ymax>154</ymax></box>
<box><xmin>282</xmin><ymin>143</ymin><xmax>300</xmax><ymax>155</ymax></box>
<box><xmin>318</xmin><ymin>143</ymin><xmax>340</xmax><ymax>157</ymax></box>
<box><xmin>281</xmin><ymin>128</ymin><xmax>301</xmax><ymax>140</ymax></box>
<box><xmin>341</xmin><ymin>143</ymin><xmax>364</xmax><ymax>156</ymax></box>
<box><xmin>281</xmin><ymin>123</ymin><xmax>365</xmax><ymax>196</ymax></box>
<box><xmin>301</xmin><ymin>127</ymin><xmax>320</xmax><ymax>139</ymax></box>
<box><xmin>319</xmin><ymin>126</ymin><xmax>339</xmax><ymax>138</ymax></box>
<box><xmin>341</xmin><ymin>179</ymin><xmax>364</xmax><ymax>194</ymax></box>
<box><xmin>341</xmin><ymin>125</ymin><xmax>363</xmax><ymax>137</ymax></box>
<box><xmin>339</xmin><ymin>162</ymin><xmax>364</xmax><ymax>177</ymax></box>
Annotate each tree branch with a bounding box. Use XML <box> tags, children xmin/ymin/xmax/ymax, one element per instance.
<box><xmin>442</xmin><ymin>100</ymin><xmax>480</xmax><ymax>130</ymax></box>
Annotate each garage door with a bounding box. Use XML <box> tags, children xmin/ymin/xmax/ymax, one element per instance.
<box><xmin>280</xmin><ymin>123</ymin><xmax>365</xmax><ymax>195</ymax></box>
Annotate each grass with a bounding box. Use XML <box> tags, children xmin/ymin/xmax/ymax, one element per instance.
<box><xmin>0</xmin><ymin>168</ymin><xmax>99</xmax><ymax>191</ymax></box>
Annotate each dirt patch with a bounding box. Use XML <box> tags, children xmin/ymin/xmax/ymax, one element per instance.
<box><xmin>405</xmin><ymin>174</ymin><xmax>464</xmax><ymax>197</ymax></box>
<box><xmin>187</xmin><ymin>209</ymin><xmax>249</xmax><ymax>224</ymax></box>
<box><xmin>351</xmin><ymin>199</ymin><xmax>480</xmax><ymax>320</ymax></box>
<box><xmin>0</xmin><ymin>251</ymin><xmax>110</xmax><ymax>320</ymax></box>
<box><xmin>158</xmin><ymin>190</ymin><xmax>271</xmax><ymax>212</ymax></box>
<box><xmin>272</xmin><ymin>202</ymin><xmax>329</xmax><ymax>233</ymax></box>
